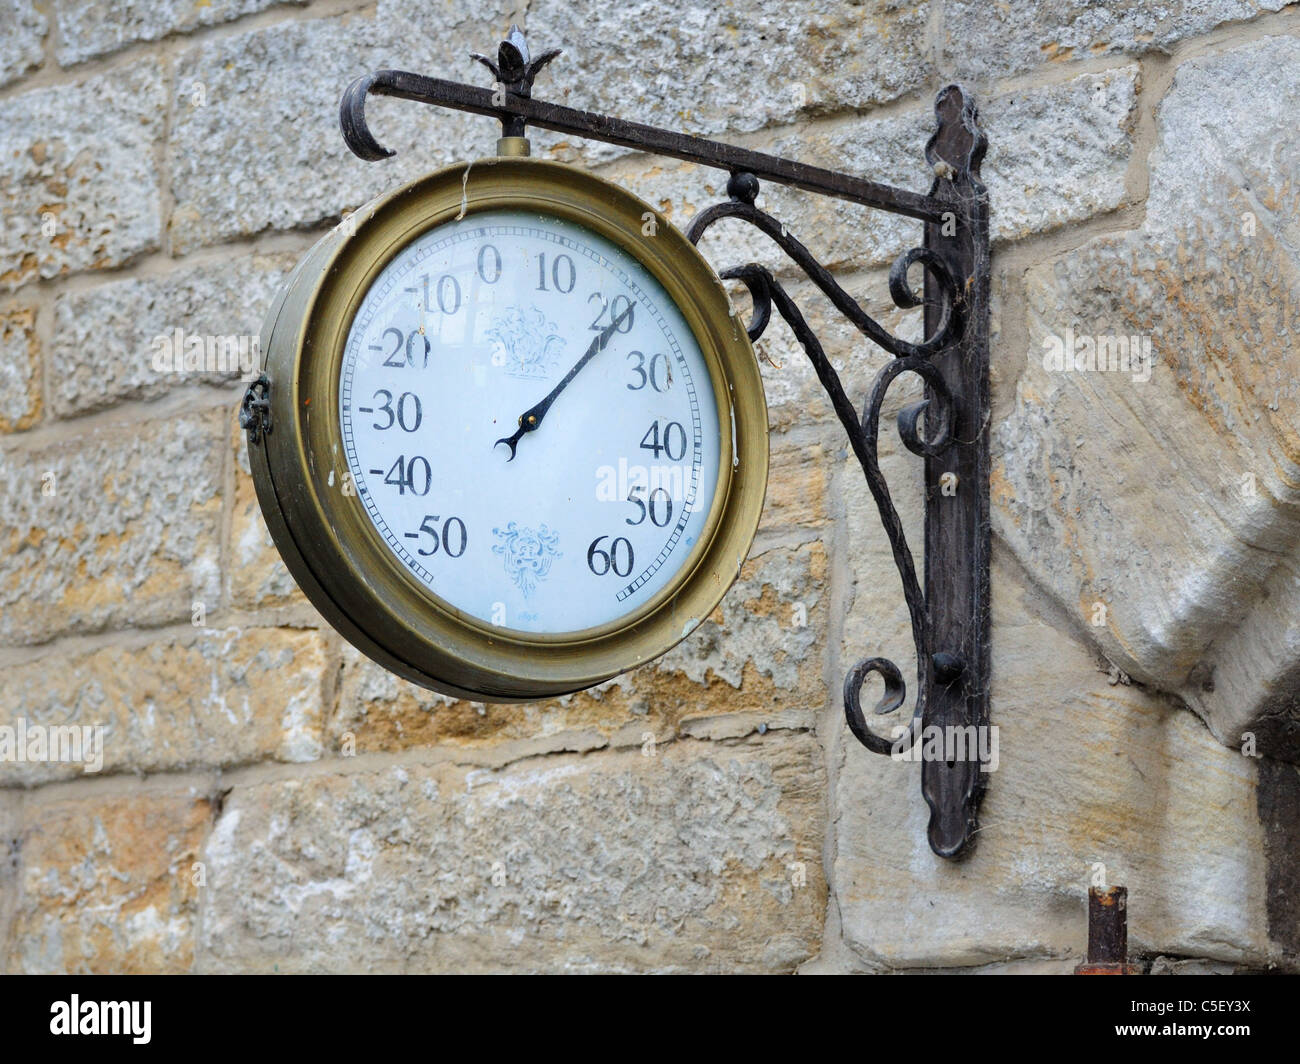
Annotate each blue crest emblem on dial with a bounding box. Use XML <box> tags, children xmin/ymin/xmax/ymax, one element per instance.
<box><xmin>487</xmin><ymin>304</ymin><xmax>567</xmax><ymax>379</ymax></box>
<box><xmin>492</xmin><ymin>521</ymin><xmax>562</xmax><ymax>597</ymax></box>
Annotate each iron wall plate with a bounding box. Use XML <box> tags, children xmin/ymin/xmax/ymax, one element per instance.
<box><xmin>918</xmin><ymin>87</ymin><xmax>992</xmax><ymax>857</ymax></box>
<box><xmin>248</xmin><ymin>157</ymin><xmax>769</xmax><ymax>701</ymax></box>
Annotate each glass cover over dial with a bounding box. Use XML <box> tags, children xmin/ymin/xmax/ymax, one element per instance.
<box><xmin>339</xmin><ymin>208</ymin><xmax>723</xmax><ymax>635</ymax></box>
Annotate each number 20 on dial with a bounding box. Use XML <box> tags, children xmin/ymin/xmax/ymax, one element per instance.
<box><xmin>249</xmin><ymin>158</ymin><xmax>767</xmax><ymax>700</ymax></box>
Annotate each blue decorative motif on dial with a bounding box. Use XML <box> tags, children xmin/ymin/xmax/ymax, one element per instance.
<box><xmin>492</xmin><ymin>521</ymin><xmax>562</xmax><ymax>597</ymax></box>
<box><xmin>488</xmin><ymin>304</ymin><xmax>566</xmax><ymax>379</ymax></box>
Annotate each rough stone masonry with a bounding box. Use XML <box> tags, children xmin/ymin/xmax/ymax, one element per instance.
<box><xmin>1</xmin><ymin>0</ymin><xmax>1298</xmax><ymax>973</ymax></box>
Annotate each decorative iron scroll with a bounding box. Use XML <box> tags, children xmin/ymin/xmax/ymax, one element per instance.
<box><xmin>338</xmin><ymin>26</ymin><xmax>992</xmax><ymax>858</ymax></box>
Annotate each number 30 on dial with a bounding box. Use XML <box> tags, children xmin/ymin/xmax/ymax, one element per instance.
<box><xmin>249</xmin><ymin>158</ymin><xmax>767</xmax><ymax>700</ymax></box>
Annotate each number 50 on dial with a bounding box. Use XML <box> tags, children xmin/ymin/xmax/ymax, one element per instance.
<box><xmin>249</xmin><ymin>158</ymin><xmax>768</xmax><ymax>700</ymax></box>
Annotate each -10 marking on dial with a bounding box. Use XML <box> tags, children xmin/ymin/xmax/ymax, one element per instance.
<box><xmin>338</xmin><ymin>210</ymin><xmax>722</xmax><ymax>635</ymax></box>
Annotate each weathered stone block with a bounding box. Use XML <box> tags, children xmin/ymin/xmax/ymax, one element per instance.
<box><xmin>199</xmin><ymin>735</ymin><xmax>825</xmax><ymax>972</ymax></box>
<box><xmin>0</xmin><ymin>0</ymin><xmax>46</xmax><ymax>87</ymax></box>
<box><xmin>0</xmin><ymin>409</ymin><xmax>225</xmax><ymax>644</ymax></box>
<box><xmin>11</xmin><ymin>791</ymin><xmax>211</xmax><ymax>973</ymax></box>
<box><xmin>0</xmin><ymin>61</ymin><xmax>165</xmax><ymax>290</ymax></box>
<box><xmin>0</xmin><ymin>627</ymin><xmax>329</xmax><ymax>784</ymax></box>
<box><xmin>51</xmin><ymin>252</ymin><xmax>296</xmax><ymax>417</ymax></box>
<box><xmin>994</xmin><ymin>36</ymin><xmax>1300</xmax><ymax>759</ymax></box>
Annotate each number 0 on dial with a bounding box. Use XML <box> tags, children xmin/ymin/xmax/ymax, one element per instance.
<box><xmin>251</xmin><ymin>159</ymin><xmax>767</xmax><ymax>700</ymax></box>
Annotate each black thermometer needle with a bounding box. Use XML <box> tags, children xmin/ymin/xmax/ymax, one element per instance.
<box><xmin>494</xmin><ymin>302</ymin><xmax>635</xmax><ymax>460</ymax></box>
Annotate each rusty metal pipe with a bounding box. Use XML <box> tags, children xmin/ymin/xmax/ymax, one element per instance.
<box><xmin>1075</xmin><ymin>886</ymin><xmax>1142</xmax><ymax>974</ymax></box>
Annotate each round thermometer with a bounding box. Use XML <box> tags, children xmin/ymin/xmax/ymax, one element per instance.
<box><xmin>248</xmin><ymin>157</ymin><xmax>767</xmax><ymax>700</ymax></box>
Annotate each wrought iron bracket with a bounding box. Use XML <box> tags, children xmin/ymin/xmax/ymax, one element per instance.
<box><xmin>339</xmin><ymin>26</ymin><xmax>992</xmax><ymax>859</ymax></box>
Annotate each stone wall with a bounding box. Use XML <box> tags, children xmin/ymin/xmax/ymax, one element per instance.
<box><xmin>1</xmin><ymin>0</ymin><xmax>1298</xmax><ymax>973</ymax></box>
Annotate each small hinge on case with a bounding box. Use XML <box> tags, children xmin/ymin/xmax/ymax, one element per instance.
<box><xmin>240</xmin><ymin>373</ymin><xmax>272</xmax><ymax>444</ymax></box>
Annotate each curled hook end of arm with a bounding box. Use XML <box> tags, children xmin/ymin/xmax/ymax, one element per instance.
<box><xmin>340</xmin><ymin>74</ymin><xmax>397</xmax><ymax>161</ymax></box>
